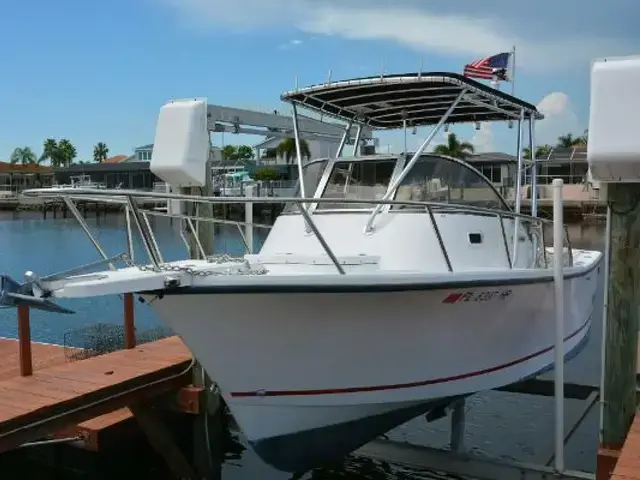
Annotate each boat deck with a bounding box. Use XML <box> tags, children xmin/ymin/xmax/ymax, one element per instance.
<box><xmin>0</xmin><ymin>336</ymin><xmax>192</xmax><ymax>452</ymax></box>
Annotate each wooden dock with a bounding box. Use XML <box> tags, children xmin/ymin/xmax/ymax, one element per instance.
<box><xmin>609</xmin><ymin>414</ymin><xmax>640</xmax><ymax>479</ymax></box>
<box><xmin>0</xmin><ymin>335</ymin><xmax>192</xmax><ymax>453</ymax></box>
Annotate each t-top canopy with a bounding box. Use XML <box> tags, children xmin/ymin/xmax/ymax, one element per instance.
<box><xmin>281</xmin><ymin>72</ymin><xmax>543</xmax><ymax>129</ymax></box>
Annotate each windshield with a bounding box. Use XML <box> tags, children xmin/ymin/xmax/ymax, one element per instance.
<box><xmin>392</xmin><ymin>155</ymin><xmax>510</xmax><ymax>211</ymax></box>
<box><xmin>282</xmin><ymin>159</ymin><xmax>328</xmax><ymax>212</ymax></box>
<box><xmin>316</xmin><ymin>158</ymin><xmax>397</xmax><ymax>210</ymax></box>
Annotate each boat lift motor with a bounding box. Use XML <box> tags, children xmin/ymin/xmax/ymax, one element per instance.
<box><xmin>149</xmin><ymin>98</ymin><xmax>210</xmax><ymax>189</ymax></box>
<box><xmin>588</xmin><ymin>54</ymin><xmax>640</xmax><ymax>184</ymax></box>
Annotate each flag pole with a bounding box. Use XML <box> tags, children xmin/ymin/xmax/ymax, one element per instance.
<box><xmin>510</xmin><ymin>45</ymin><xmax>516</xmax><ymax>96</ymax></box>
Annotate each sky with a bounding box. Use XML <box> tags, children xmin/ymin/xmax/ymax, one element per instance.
<box><xmin>0</xmin><ymin>0</ymin><xmax>638</xmax><ymax>162</ymax></box>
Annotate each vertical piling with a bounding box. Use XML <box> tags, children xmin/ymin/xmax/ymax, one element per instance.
<box><xmin>600</xmin><ymin>183</ymin><xmax>640</xmax><ymax>450</ymax></box>
<box><xmin>182</xmin><ymin>156</ymin><xmax>222</xmax><ymax>480</ymax></box>
<box><xmin>17</xmin><ymin>305</ymin><xmax>32</xmax><ymax>377</ymax></box>
<box><xmin>123</xmin><ymin>293</ymin><xmax>135</xmax><ymax>349</ymax></box>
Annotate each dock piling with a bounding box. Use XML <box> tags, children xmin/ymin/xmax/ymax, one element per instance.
<box><xmin>597</xmin><ymin>184</ymin><xmax>640</xmax><ymax>478</ymax></box>
<box><xmin>123</xmin><ymin>293</ymin><xmax>135</xmax><ymax>349</ymax></box>
<box><xmin>17</xmin><ymin>305</ymin><xmax>32</xmax><ymax>377</ymax></box>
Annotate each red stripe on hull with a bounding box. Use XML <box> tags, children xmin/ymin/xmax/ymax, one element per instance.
<box><xmin>230</xmin><ymin>317</ymin><xmax>591</xmax><ymax>398</ymax></box>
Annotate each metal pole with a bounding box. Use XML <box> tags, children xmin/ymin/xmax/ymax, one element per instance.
<box><xmin>352</xmin><ymin>125</ymin><xmax>362</xmax><ymax>157</ymax></box>
<box><xmin>512</xmin><ymin>110</ymin><xmax>525</xmax><ymax>265</ymax></box>
<box><xmin>552</xmin><ymin>178</ymin><xmax>565</xmax><ymax>473</ymax></box>
<box><xmin>336</xmin><ymin>120</ymin><xmax>353</xmax><ymax>158</ymax></box>
<box><xmin>403</xmin><ymin>118</ymin><xmax>408</xmax><ymax>155</ymax></box>
<box><xmin>296</xmin><ymin>202</ymin><xmax>345</xmax><ymax>275</ymax></box>
<box><xmin>126</xmin><ymin>196</ymin><xmax>161</xmax><ymax>270</ymax></box>
<box><xmin>63</xmin><ymin>197</ymin><xmax>114</xmax><ymax>269</ymax></box>
<box><xmin>529</xmin><ymin>116</ymin><xmax>538</xmax><ymax>218</ymax></box>
<box><xmin>124</xmin><ymin>205</ymin><xmax>135</xmax><ymax>263</ymax></box>
<box><xmin>245</xmin><ymin>185</ymin><xmax>254</xmax><ymax>254</ymax></box>
<box><xmin>291</xmin><ymin>103</ymin><xmax>306</xmax><ymax>200</ymax></box>
<box><xmin>365</xmin><ymin>90</ymin><xmax>467</xmax><ymax>233</ymax></box>
<box><xmin>598</xmin><ymin>204</ymin><xmax>612</xmax><ymax>444</ymax></box>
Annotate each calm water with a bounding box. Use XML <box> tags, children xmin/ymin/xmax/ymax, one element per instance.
<box><xmin>0</xmin><ymin>212</ymin><xmax>606</xmax><ymax>479</ymax></box>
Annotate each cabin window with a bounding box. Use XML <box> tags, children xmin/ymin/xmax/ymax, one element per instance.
<box><xmin>392</xmin><ymin>155</ymin><xmax>509</xmax><ymax>211</ymax></box>
<box><xmin>317</xmin><ymin>159</ymin><xmax>397</xmax><ymax>210</ymax></box>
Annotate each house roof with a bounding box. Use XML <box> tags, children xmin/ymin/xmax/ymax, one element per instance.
<box><xmin>0</xmin><ymin>162</ymin><xmax>53</xmax><ymax>174</ymax></box>
<box><xmin>254</xmin><ymin>137</ymin><xmax>284</xmax><ymax>150</ymax></box>
<box><xmin>134</xmin><ymin>144</ymin><xmax>153</xmax><ymax>151</ymax></box>
<box><xmin>55</xmin><ymin>161</ymin><xmax>151</xmax><ymax>173</ymax></box>
<box><xmin>466</xmin><ymin>152</ymin><xmax>518</xmax><ymax>164</ymax></box>
<box><xmin>103</xmin><ymin>155</ymin><xmax>128</xmax><ymax>164</ymax></box>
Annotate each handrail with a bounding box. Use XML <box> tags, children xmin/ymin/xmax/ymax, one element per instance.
<box><xmin>35</xmin><ymin>188</ymin><xmax>573</xmax><ymax>276</ymax></box>
<box><xmin>23</xmin><ymin>187</ymin><xmax>560</xmax><ymax>226</ymax></box>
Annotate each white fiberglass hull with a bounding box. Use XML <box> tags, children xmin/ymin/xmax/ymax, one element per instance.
<box><xmin>144</xmin><ymin>254</ymin><xmax>600</xmax><ymax>472</ymax></box>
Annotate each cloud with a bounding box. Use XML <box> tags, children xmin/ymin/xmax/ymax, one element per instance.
<box><xmin>158</xmin><ymin>0</ymin><xmax>635</xmax><ymax>72</ymax></box>
<box><xmin>535</xmin><ymin>92</ymin><xmax>583</xmax><ymax>146</ymax></box>
<box><xmin>279</xmin><ymin>39</ymin><xmax>303</xmax><ymax>50</ymax></box>
<box><xmin>471</xmin><ymin>124</ymin><xmax>495</xmax><ymax>153</ymax></box>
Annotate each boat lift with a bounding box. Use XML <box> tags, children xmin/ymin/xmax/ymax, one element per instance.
<box><xmin>206</xmin><ymin>104</ymin><xmax>372</xmax><ymax>145</ymax></box>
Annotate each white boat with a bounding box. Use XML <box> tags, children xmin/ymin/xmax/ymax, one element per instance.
<box><xmin>3</xmin><ymin>72</ymin><xmax>601</xmax><ymax>472</ymax></box>
<box><xmin>18</xmin><ymin>175</ymin><xmax>106</xmax><ymax>205</ymax></box>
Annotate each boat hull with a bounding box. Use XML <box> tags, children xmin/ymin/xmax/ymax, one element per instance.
<box><xmin>145</xmin><ymin>262</ymin><xmax>599</xmax><ymax>471</ymax></box>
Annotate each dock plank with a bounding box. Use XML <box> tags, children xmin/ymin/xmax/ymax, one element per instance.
<box><xmin>611</xmin><ymin>415</ymin><xmax>640</xmax><ymax>479</ymax></box>
<box><xmin>0</xmin><ymin>338</ymin><xmax>79</xmax><ymax>381</ymax></box>
<box><xmin>0</xmin><ymin>336</ymin><xmax>192</xmax><ymax>453</ymax></box>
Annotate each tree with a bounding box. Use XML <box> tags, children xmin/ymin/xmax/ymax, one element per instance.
<box><xmin>252</xmin><ymin>167</ymin><xmax>281</xmax><ymax>181</ymax></box>
<box><xmin>40</xmin><ymin>138</ymin><xmax>58</xmax><ymax>166</ymax></box>
<box><xmin>39</xmin><ymin>138</ymin><xmax>77</xmax><ymax>167</ymax></box>
<box><xmin>236</xmin><ymin>145</ymin><xmax>255</xmax><ymax>160</ymax></box>
<box><xmin>523</xmin><ymin>144</ymin><xmax>552</xmax><ymax>160</ymax></box>
<box><xmin>93</xmin><ymin>142</ymin><xmax>109</xmax><ymax>163</ymax></box>
<box><xmin>276</xmin><ymin>137</ymin><xmax>311</xmax><ymax>164</ymax></box>
<box><xmin>221</xmin><ymin>144</ymin><xmax>255</xmax><ymax>161</ymax></box>
<box><xmin>432</xmin><ymin>133</ymin><xmax>475</xmax><ymax>159</ymax></box>
<box><xmin>556</xmin><ymin>133</ymin><xmax>587</xmax><ymax>148</ymax></box>
<box><xmin>58</xmin><ymin>139</ymin><xmax>77</xmax><ymax>167</ymax></box>
<box><xmin>221</xmin><ymin>145</ymin><xmax>239</xmax><ymax>160</ymax></box>
<box><xmin>10</xmin><ymin>147</ymin><xmax>37</xmax><ymax>165</ymax></box>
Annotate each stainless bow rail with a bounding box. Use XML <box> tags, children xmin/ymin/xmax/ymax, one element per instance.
<box><xmin>22</xmin><ymin>187</ymin><xmax>574</xmax><ymax>276</ymax></box>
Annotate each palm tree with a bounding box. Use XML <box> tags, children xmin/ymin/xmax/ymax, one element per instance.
<box><xmin>556</xmin><ymin>133</ymin><xmax>586</xmax><ymax>148</ymax></box>
<box><xmin>276</xmin><ymin>137</ymin><xmax>311</xmax><ymax>164</ymax></box>
<box><xmin>523</xmin><ymin>144</ymin><xmax>552</xmax><ymax>160</ymax></box>
<box><xmin>40</xmin><ymin>138</ymin><xmax>58</xmax><ymax>166</ymax></box>
<box><xmin>10</xmin><ymin>147</ymin><xmax>37</xmax><ymax>165</ymax></box>
<box><xmin>58</xmin><ymin>139</ymin><xmax>77</xmax><ymax>167</ymax></box>
<box><xmin>432</xmin><ymin>133</ymin><xmax>475</xmax><ymax>159</ymax></box>
<box><xmin>93</xmin><ymin>142</ymin><xmax>109</xmax><ymax>163</ymax></box>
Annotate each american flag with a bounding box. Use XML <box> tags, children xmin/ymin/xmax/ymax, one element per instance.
<box><xmin>463</xmin><ymin>52</ymin><xmax>511</xmax><ymax>81</ymax></box>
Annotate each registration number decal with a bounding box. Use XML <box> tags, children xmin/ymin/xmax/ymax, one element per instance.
<box><xmin>442</xmin><ymin>289</ymin><xmax>513</xmax><ymax>304</ymax></box>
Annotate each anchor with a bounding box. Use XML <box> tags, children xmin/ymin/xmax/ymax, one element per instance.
<box><xmin>0</xmin><ymin>274</ymin><xmax>74</xmax><ymax>314</ymax></box>
<box><xmin>0</xmin><ymin>253</ymin><xmax>129</xmax><ymax>315</ymax></box>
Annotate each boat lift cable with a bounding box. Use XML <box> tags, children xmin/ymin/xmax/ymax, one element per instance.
<box><xmin>0</xmin><ymin>357</ymin><xmax>196</xmax><ymax>445</ymax></box>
